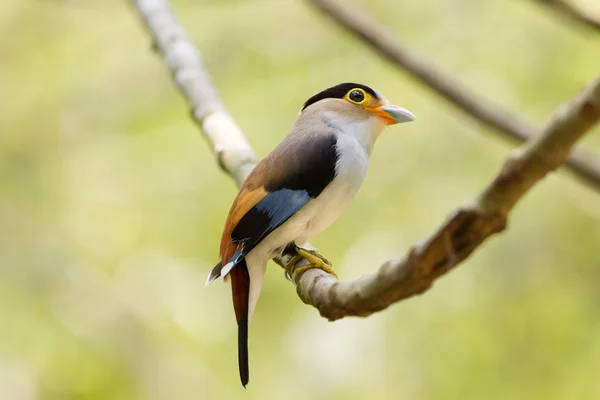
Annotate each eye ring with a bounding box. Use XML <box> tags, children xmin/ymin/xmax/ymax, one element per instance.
<box><xmin>348</xmin><ymin>89</ymin><xmax>366</xmax><ymax>104</ymax></box>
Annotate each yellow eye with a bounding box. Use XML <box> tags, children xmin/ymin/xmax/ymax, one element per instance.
<box><xmin>346</xmin><ymin>88</ymin><xmax>368</xmax><ymax>104</ymax></box>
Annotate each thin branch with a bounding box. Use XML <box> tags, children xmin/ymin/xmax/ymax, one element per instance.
<box><xmin>535</xmin><ymin>0</ymin><xmax>600</xmax><ymax>32</ymax></box>
<box><xmin>131</xmin><ymin>0</ymin><xmax>600</xmax><ymax>321</ymax></box>
<box><xmin>307</xmin><ymin>0</ymin><xmax>600</xmax><ymax>192</ymax></box>
<box><xmin>131</xmin><ymin>0</ymin><xmax>257</xmax><ymax>187</ymax></box>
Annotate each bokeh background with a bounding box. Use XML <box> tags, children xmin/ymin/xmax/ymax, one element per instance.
<box><xmin>2</xmin><ymin>0</ymin><xmax>600</xmax><ymax>399</ymax></box>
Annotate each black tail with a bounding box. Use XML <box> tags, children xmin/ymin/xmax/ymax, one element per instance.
<box><xmin>231</xmin><ymin>259</ymin><xmax>250</xmax><ymax>387</ymax></box>
<box><xmin>238</xmin><ymin>296</ymin><xmax>249</xmax><ymax>387</ymax></box>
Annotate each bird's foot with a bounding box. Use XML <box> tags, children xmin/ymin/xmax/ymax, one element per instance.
<box><xmin>284</xmin><ymin>247</ymin><xmax>338</xmax><ymax>280</ymax></box>
<box><xmin>283</xmin><ymin>254</ymin><xmax>303</xmax><ymax>281</ymax></box>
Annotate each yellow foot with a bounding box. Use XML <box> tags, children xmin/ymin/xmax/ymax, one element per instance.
<box><xmin>284</xmin><ymin>247</ymin><xmax>338</xmax><ymax>279</ymax></box>
<box><xmin>283</xmin><ymin>254</ymin><xmax>303</xmax><ymax>280</ymax></box>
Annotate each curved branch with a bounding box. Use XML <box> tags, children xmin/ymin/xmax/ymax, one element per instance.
<box><xmin>131</xmin><ymin>0</ymin><xmax>600</xmax><ymax>321</ymax></box>
<box><xmin>307</xmin><ymin>0</ymin><xmax>600</xmax><ymax>192</ymax></box>
<box><xmin>535</xmin><ymin>0</ymin><xmax>600</xmax><ymax>32</ymax></box>
<box><xmin>291</xmin><ymin>78</ymin><xmax>600</xmax><ymax>321</ymax></box>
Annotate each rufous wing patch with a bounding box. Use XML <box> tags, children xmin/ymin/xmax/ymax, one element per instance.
<box><xmin>219</xmin><ymin>186</ymin><xmax>269</xmax><ymax>265</ymax></box>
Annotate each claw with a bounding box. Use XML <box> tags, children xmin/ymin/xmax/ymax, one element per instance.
<box><xmin>290</xmin><ymin>247</ymin><xmax>338</xmax><ymax>279</ymax></box>
<box><xmin>284</xmin><ymin>254</ymin><xmax>304</xmax><ymax>281</ymax></box>
<box><xmin>301</xmin><ymin>248</ymin><xmax>332</xmax><ymax>266</ymax></box>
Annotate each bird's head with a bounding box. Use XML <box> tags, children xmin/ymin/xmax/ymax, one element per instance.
<box><xmin>298</xmin><ymin>82</ymin><xmax>415</xmax><ymax>147</ymax></box>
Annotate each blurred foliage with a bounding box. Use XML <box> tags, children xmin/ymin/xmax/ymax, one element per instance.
<box><xmin>1</xmin><ymin>0</ymin><xmax>600</xmax><ymax>399</ymax></box>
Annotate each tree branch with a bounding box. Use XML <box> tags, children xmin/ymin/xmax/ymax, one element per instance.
<box><xmin>307</xmin><ymin>0</ymin><xmax>600</xmax><ymax>192</ymax></box>
<box><xmin>291</xmin><ymin>78</ymin><xmax>600</xmax><ymax>321</ymax></box>
<box><xmin>131</xmin><ymin>0</ymin><xmax>600</xmax><ymax>321</ymax></box>
<box><xmin>131</xmin><ymin>0</ymin><xmax>257</xmax><ymax>187</ymax></box>
<box><xmin>535</xmin><ymin>0</ymin><xmax>600</xmax><ymax>32</ymax></box>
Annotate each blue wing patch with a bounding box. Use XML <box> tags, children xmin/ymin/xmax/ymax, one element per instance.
<box><xmin>231</xmin><ymin>188</ymin><xmax>311</xmax><ymax>256</ymax></box>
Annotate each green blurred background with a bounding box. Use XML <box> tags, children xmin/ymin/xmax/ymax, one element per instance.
<box><xmin>2</xmin><ymin>0</ymin><xmax>600</xmax><ymax>399</ymax></box>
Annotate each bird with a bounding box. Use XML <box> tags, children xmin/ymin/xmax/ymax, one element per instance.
<box><xmin>205</xmin><ymin>82</ymin><xmax>415</xmax><ymax>387</ymax></box>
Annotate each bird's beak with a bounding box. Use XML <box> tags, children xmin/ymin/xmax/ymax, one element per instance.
<box><xmin>376</xmin><ymin>105</ymin><xmax>416</xmax><ymax>125</ymax></box>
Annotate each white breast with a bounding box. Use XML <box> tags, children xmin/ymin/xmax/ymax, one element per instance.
<box><xmin>295</xmin><ymin>133</ymin><xmax>369</xmax><ymax>243</ymax></box>
<box><xmin>248</xmin><ymin>133</ymin><xmax>370</xmax><ymax>264</ymax></box>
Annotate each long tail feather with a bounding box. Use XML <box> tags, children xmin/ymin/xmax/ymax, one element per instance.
<box><xmin>238</xmin><ymin>300</ymin><xmax>249</xmax><ymax>387</ymax></box>
<box><xmin>230</xmin><ymin>259</ymin><xmax>250</xmax><ymax>387</ymax></box>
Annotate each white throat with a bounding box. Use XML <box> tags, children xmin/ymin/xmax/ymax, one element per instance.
<box><xmin>321</xmin><ymin>111</ymin><xmax>385</xmax><ymax>154</ymax></box>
